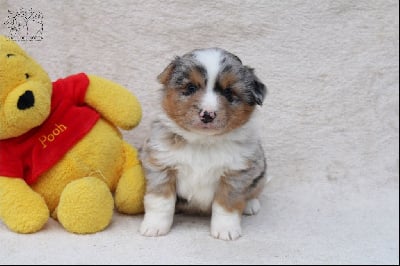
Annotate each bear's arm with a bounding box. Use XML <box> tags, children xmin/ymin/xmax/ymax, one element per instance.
<box><xmin>84</xmin><ymin>75</ymin><xmax>142</xmax><ymax>130</ymax></box>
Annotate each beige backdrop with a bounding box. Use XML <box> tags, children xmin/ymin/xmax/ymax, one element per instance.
<box><xmin>0</xmin><ymin>0</ymin><xmax>398</xmax><ymax>264</ymax></box>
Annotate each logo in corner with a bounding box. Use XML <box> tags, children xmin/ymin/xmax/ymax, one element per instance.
<box><xmin>3</xmin><ymin>8</ymin><xmax>44</xmax><ymax>41</ymax></box>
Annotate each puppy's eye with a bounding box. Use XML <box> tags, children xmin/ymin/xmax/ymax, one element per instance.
<box><xmin>183</xmin><ymin>83</ymin><xmax>198</xmax><ymax>96</ymax></box>
<box><xmin>222</xmin><ymin>88</ymin><xmax>239</xmax><ymax>103</ymax></box>
<box><xmin>25</xmin><ymin>73</ymin><xmax>30</xmax><ymax>79</ymax></box>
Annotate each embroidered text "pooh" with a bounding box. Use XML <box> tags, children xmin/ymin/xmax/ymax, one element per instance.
<box><xmin>39</xmin><ymin>123</ymin><xmax>67</xmax><ymax>148</ymax></box>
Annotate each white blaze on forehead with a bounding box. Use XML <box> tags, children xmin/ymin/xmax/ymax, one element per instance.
<box><xmin>194</xmin><ymin>49</ymin><xmax>222</xmax><ymax>85</ymax></box>
<box><xmin>194</xmin><ymin>49</ymin><xmax>222</xmax><ymax>111</ymax></box>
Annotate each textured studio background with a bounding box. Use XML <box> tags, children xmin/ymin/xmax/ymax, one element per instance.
<box><xmin>0</xmin><ymin>0</ymin><xmax>399</xmax><ymax>264</ymax></box>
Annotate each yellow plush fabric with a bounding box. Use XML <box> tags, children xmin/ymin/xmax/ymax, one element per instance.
<box><xmin>86</xmin><ymin>75</ymin><xmax>142</xmax><ymax>130</ymax></box>
<box><xmin>57</xmin><ymin>177</ymin><xmax>114</xmax><ymax>234</ymax></box>
<box><xmin>115</xmin><ymin>142</ymin><xmax>145</xmax><ymax>214</ymax></box>
<box><xmin>0</xmin><ymin>35</ymin><xmax>146</xmax><ymax>234</ymax></box>
<box><xmin>0</xmin><ymin>36</ymin><xmax>52</xmax><ymax>139</ymax></box>
<box><xmin>0</xmin><ymin>178</ymin><xmax>49</xmax><ymax>233</ymax></box>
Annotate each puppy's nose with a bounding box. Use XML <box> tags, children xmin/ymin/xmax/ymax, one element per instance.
<box><xmin>17</xmin><ymin>90</ymin><xmax>35</xmax><ymax>110</ymax></box>
<box><xmin>199</xmin><ymin>109</ymin><xmax>216</xmax><ymax>124</ymax></box>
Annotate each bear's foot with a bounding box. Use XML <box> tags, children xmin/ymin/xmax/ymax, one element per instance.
<box><xmin>56</xmin><ymin>177</ymin><xmax>114</xmax><ymax>234</ymax></box>
<box><xmin>115</xmin><ymin>164</ymin><xmax>145</xmax><ymax>214</ymax></box>
<box><xmin>114</xmin><ymin>142</ymin><xmax>145</xmax><ymax>215</ymax></box>
<box><xmin>0</xmin><ymin>178</ymin><xmax>49</xmax><ymax>233</ymax></box>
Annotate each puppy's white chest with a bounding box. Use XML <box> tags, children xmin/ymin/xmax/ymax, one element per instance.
<box><xmin>175</xmin><ymin>164</ymin><xmax>220</xmax><ymax>212</ymax></box>
<box><xmin>171</xmin><ymin>143</ymin><xmax>247</xmax><ymax>212</ymax></box>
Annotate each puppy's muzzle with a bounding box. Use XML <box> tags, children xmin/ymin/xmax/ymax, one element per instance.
<box><xmin>199</xmin><ymin>109</ymin><xmax>216</xmax><ymax>124</ymax></box>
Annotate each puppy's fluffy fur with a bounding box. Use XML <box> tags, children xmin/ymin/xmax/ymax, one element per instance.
<box><xmin>140</xmin><ymin>48</ymin><xmax>267</xmax><ymax>240</ymax></box>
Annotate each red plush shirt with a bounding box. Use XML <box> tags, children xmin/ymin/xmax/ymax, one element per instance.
<box><xmin>0</xmin><ymin>73</ymin><xmax>100</xmax><ymax>185</ymax></box>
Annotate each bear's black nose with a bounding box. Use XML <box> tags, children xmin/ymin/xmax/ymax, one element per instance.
<box><xmin>17</xmin><ymin>90</ymin><xmax>35</xmax><ymax>110</ymax></box>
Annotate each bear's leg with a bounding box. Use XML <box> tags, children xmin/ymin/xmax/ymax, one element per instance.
<box><xmin>114</xmin><ymin>142</ymin><xmax>146</xmax><ymax>214</ymax></box>
<box><xmin>0</xmin><ymin>177</ymin><xmax>49</xmax><ymax>233</ymax></box>
<box><xmin>56</xmin><ymin>176</ymin><xmax>114</xmax><ymax>234</ymax></box>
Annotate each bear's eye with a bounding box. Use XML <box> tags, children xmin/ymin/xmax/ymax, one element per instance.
<box><xmin>6</xmin><ymin>54</ymin><xmax>15</xmax><ymax>58</ymax></box>
<box><xmin>25</xmin><ymin>73</ymin><xmax>30</xmax><ymax>79</ymax></box>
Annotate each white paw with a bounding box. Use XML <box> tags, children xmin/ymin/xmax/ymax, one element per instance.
<box><xmin>211</xmin><ymin>224</ymin><xmax>242</xmax><ymax>241</ymax></box>
<box><xmin>139</xmin><ymin>215</ymin><xmax>173</xmax><ymax>237</ymax></box>
<box><xmin>243</xmin><ymin>198</ymin><xmax>260</xmax><ymax>215</ymax></box>
<box><xmin>211</xmin><ymin>203</ymin><xmax>242</xmax><ymax>241</ymax></box>
<box><xmin>140</xmin><ymin>194</ymin><xmax>175</xmax><ymax>237</ymax></box>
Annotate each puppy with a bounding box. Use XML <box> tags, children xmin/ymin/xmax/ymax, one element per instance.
<box><xmin>139</xmin><ymin>48</ymin><xmax>267</xmax><ymax>240</ymax></box>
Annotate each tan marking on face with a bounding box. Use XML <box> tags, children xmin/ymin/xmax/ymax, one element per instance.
<box><xmin>219</xmin><ymin>72</ymin><xmax>237</xmax><ymax>89</ymax></box>
<box><xmin>162</xmin><ymin>67</ymin><xmax>206</xmax><ymax>131</ymax></box>
<box><xmin>219</xmin><ymin>101</ymin><xmax>255</xmax><ymax>134</ymax></box>
<box><xmin>162</xmin><ymin>87</ymin><xmax>194</xmax><ymax>130</ymax></box>
<box><xmin>189</xmin><ymin>68</ymin><xmax>206</xmax><ymax>88</ymax></box>
<box><xmin>161</xmin><ymin>60</ymin><xmax>256</xmax><ymax>135</ymax></box>
<box><xmin>217</xmin><ymin>72</ymin><xmax>256</xmax><ymax>134</ymax></box>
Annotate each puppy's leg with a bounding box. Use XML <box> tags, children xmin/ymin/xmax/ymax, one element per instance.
<box><xmin>211</xmin><ymin>178</ymin><xmax>264</xmax><ymax>240</ymax></box>
<box><xmin>243</xmin><ymin>163</ymin><xmax>266</xmax><ymax>216</ymax></box>
<box><xmin>211</xmin><ymin>151</ymin><xmax>266</xmax><ymax>240</ymax></box>
<box><xmin>211</xmin><ymin>177</ymin><xmax>246</xmax><ymax>241</ymax></box>
<box><xmin>243</xmin><ymin>198</ymin><xmax>261</xmax><ymax>216</ymax></box>
<box><xmin>140</xmin><ymin>193</ymin><xmax>175</xmax><ymax>236</ymax></box>
<box><xmin>140</xmin><ymin>169</ymin><xmax>176</xmax><ymax>237</ymax></box>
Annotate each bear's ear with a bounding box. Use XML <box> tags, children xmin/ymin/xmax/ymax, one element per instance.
<box><xmin>157</xmin><ymin>56</ymin><xmax>180</xmax><ymax>85</ymax></box>
<box><xmin>0</xmin><ymin>35</ymin><xmax>29</xmax><ymax>58</ymax></box>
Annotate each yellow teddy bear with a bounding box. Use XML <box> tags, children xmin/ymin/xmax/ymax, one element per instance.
<box><xmin>0</xmin><ymin>35</ymin><xmax>145</xmax><ymax>234</ymax></box>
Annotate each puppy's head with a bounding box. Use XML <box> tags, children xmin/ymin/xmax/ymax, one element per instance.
<box><xmin>159</xmin><ymin>48</ymin><xmax>266</xmax><ymax>135</ymax></box>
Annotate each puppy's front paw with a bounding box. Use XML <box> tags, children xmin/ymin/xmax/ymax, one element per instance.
<box><xmin>211</xmin><ymin>204</ymin><xmax>242</xmax><ymax>241</ymax></box>
<box><xmin>139</xmin><ymin>213</ymin><xmax>173</xmax><ymax>237</ymax></box>
<box><xmin>243</xmin><ymin>198</ymin><xmax>260</xmax><ymax>216</ymax></box>
<box><xmin>211</xmin><ymin>223</ymin><xmax>242</xmax><ymax>241</ymax></box>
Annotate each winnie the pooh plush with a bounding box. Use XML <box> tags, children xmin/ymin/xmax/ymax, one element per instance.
<box><xmin>0</xmin><ymin>35</ymin><xmax>145</xmax><ymax>234</ymax></box>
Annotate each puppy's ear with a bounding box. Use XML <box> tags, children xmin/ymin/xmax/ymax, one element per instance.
<box><xmin>246</xmin><ymin>66</ymin><xmax>267</xmax><ymax>106</ymax></box>
<box><xmin>158</xmin><ymin>56</ymin><xmax>180</xmax><ymax>85</ymax></box>
<box><xmin>252</xmin><ymin>79</ymin><xmax>267</xmax><ymax>106</ymax></box>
